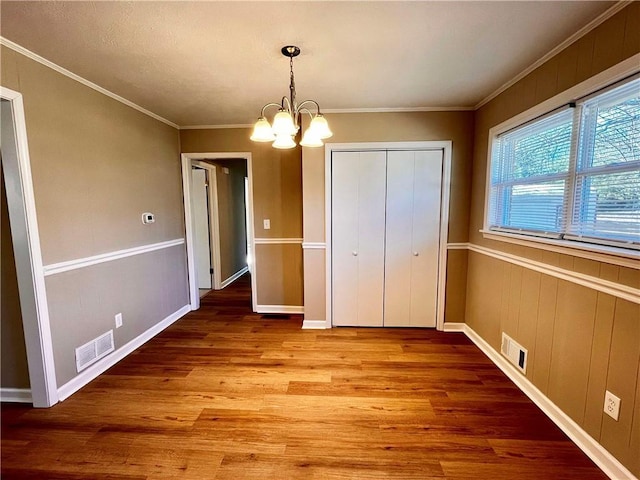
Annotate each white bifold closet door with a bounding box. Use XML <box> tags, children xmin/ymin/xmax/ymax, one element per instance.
<box><xmin>384</xmin><ymin>150</ymin><xmax>442</xmax><ymax>327</ymax></box>
<box><xmin>332</xmin><ymin>151</ymin><xmax>387</xmax><ymax>327</ymax></box>
<box><xmin>332</xmin><ymin>149</ymin><xmax>443</xmax><ymax>328</ymax></box>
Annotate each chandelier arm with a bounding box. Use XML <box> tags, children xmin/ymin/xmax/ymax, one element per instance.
<box><xmin>296</xmin><ymin>100</ymin><xmax>321</xmax><ymax>115</ymax></box>
<box><xmin>281</xmin><ymin>96</ymin><xmax>301</xmax><ymax>130</ymax></box>
<box><xmin>298</xmin><ymin>108</ymin><xmax>315</xmax><ymax>120</ymax></box>
<box><xmin>281</xmin><ymin>96</ymin><xmax>293</xmax><ymax>112</ymax></box>
<box><xmin>260</xmin><ymin>102</ymin><xmax>283</xmax><ymax>117</ymax></box>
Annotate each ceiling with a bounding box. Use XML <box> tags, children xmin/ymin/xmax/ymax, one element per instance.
<box><xmin>0</xmin><ymin>1</ymin><xmax>615</xmax><ymax>127</ymax></box>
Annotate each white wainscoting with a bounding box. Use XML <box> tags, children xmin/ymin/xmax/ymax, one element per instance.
<box><xmin>447</xmin><ymin>242</ymin><xmax>639</xmax><ymax>305</ymax></box>
<box><xmin>43</xmin><ymin>239</ymin><xmax>185</xmax><ymax>276</ymax></box>
<box><xmin>302</xmin><ymin>242</ymin><xmax>326</xmax><ymax>250</ymax></box>
<box><xmin>253</xmin><ymin>238</ymin><xmax>303</xmax><ymax>245</ymax></box>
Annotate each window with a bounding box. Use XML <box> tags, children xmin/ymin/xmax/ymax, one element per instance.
<box><xmin>488</xmin><ymin>76</ymin><xmax>640</xmax><ymax>250</ymax></box>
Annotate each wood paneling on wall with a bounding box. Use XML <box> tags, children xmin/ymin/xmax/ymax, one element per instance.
<box><xmin>466</xmin><ymin>4</ymin><xmax>640</xmax><ymax>476</ymax></box>
<box><xmin>466</xmin><ymin>251</ymin><xmax>640</xmax><ymax>475</ymax></box>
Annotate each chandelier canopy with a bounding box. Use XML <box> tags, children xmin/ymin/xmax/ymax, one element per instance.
<box><xmin>250</xmin><ymin>46</ymin><xmax>332</xmax><ymax>149</ymax></box>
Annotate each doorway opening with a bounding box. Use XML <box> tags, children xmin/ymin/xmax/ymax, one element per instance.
<box><xmin>1</xmin><ymin>89</ymin><xmax>58</xmax><ymax>407</ymax></box>
<box><xmin>181</xmin><ymin>153</ymin><xmax>255</xmax><ymax>312</ymax></box>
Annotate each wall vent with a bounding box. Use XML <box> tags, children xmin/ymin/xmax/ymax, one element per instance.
<box><xmin>501</xmin><ymin>332</ymin><xmax>527</xmax><ymax>373</ymax></box>
<box><xmin>75</xmin><ymin>330</ymin><xmax>115</xmax><ymax>372</ymax></box>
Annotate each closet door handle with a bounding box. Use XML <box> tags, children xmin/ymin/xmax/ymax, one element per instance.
<box><xmin>352</xmin><ymin>251</ymin><xmax>358</xmax><ymax>256</ymax></box>
<box><xmin>413</xmin><ymin>251</ymin><xmax>419</xmax><ymax>256</ymax></box>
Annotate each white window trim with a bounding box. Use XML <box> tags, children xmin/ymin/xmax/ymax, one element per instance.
<box><xmin>482</xmin><ymin>53</ymin><xmax>640</xmax><ymax>264</ymax></box>
<box><xmin>480</xmin><ymin>229</ymin><xmax>639</xmax><ymax>270</ymax></box>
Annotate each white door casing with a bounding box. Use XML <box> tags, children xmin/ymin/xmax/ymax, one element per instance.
<box><xmin>1</xmin><ymin>89</ymin><xmax>58</xmax><ymax>407</ymax></box>
<box><xmin>181</xmin><ymin>152</ymin><xmax>257</xmax><ymax>312</ymax></box>
<box><xmin>326</xmin><ymin>141</ymin><xmax>452</xmax><ymax>330</ymax></box>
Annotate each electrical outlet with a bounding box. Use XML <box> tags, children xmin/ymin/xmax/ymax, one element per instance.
<box><xmin>115</xmin><ymin>313</ymin><xmax>123</xmax><ymax>328</ymax></box>
<box><xmin>604</xmin><ymin>390</ymin><xmax>621</xmax><ymax>421</ymax></box>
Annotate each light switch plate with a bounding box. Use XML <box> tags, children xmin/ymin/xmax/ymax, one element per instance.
<box><xmin>263</xmin><ymin>219</ymin><xmax>270</xmax><ymax>229</ymax></box>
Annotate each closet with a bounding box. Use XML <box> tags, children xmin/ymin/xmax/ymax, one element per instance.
<box><xmin>331</xmin><ymin>149</ymin><xmax>444</xmax><ymax>328</ymax></box>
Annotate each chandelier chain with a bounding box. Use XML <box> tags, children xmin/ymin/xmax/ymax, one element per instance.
<box><xmin>289</xmin><ymin>56</ymin><xmax>296</xmax><ymax>112</ymax></box>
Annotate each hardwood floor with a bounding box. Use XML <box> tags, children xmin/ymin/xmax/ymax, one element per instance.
<box><xmin>1</xmin><ymin>274</ymin><xmax>607</xmax><ymax>479</ymax></box>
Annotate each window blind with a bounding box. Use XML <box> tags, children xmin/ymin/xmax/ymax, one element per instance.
<box><xmin>568</xmin><ymin>79</ymin><xmax>640</xmax><ymax>246</ymax></box>
<box><xmin>487</xmin><ymin>75</ymin><xmax>640</xmax><ymax>250</ymax></box>
<box><xmin>489</xmin><ymin>108</ymin><xmax>575</xmax><ymax>237</ymax></box>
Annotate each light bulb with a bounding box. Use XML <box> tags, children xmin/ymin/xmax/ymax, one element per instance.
<box><xmin>250</xmin><ymin>117</ymin><xmax>275</xmax><ymax>142</ymax></box>
<box><xmin>300</xmin><ymin>130</ymin><xmax>323</xmax><ymax>147</ymax></box>
<box><xmin>309</xmin><ymin>114</ymin><xmax>333</xmax><ymax>139</ymax></box>
<box><xmin>272</xmin><ymin>134</ymin><xmax>296</xmax><ymax>149</ymax></box>
<box><xmin>272</xmin><ymin>110</ymin><xmax>297</xmax><ymax>136</ymax></box>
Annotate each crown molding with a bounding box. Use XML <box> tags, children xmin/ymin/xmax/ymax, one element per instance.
<box><xmin>474</xmin><ymin>0</ymin><xmax>633</xmax><ymax>110</ymax></box>
<box><xmin>0</xmin><ymin>37</ymin><xmax>179</xmax><ymax>129</ymax></box>
<box><xmin>3</xmin><ymin>0</ymin><xmax>629</xmax><ymax>127</ymax></box>
<box><xmin>179</xmin><ymin>124</ymin><xmax>253</xmax><ymax>130</ymax></box>
<box><xmin>178</xmin><ymin>108</ymin><xmax>476</xmax><ymax>129</ymax></box>
<box><xmin>322</xmin><ymin>106</ymin><xmax>474</xmax><ymax>113</ymax></box>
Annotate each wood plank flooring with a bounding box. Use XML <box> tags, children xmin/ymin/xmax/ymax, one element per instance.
<box><xmin>1</xmin><ymin>274</ymin><xmax>608</xmax><ymax>479</ymax></box>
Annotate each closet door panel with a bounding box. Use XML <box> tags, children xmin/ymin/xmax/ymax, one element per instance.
<box><xmin>384</xmin><ymin>150</ymin><xmax>443</xmax><ymax>327</ymax></box>
<box><xmin>356</xmin><ymin>152</ymin><xmax>386</xmax><ymax>327</ymax></box>
<box><xmin>383</xmin><ymin>151</ymin><xmax>414</xmax><ymax>326</ymax></box>
<box><xmin>332</xmin><ymin>151</ymin><xmax>386</xmax><ymax>326</ymax></box>
<box><xmin>409</xmin><ymin>150</ymin><xmax>443</xmax><ymax>327</ymax></box>
<box><xmin>332</xmin><ymin>152</ymin><xmax>360</xmax><ymax>327</ymax></box>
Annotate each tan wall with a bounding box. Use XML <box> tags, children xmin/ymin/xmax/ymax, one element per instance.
<box><xmin>255</xmin><ymin>243</ymin><xmax>303</xmax><ymax>306</ymax></box>
<box><xmin>1</xmin><ymin>165</ymin><xmax>30</xmax><ymax>389</ymax></box>
<box><xmin>208</xmin><ymin>159</ymin><xmax>247</xmax><ymax>281</ymax></box>
<box><xmin>466</xmin><ymin>4</ymin><xmax>640</xmax><ymax>475</ymax></box>
<box><xmin>301</xmin><ymin>111</ymin><xmax>475</xmax><ymax>322</ymax></box>
<box><xmin>1</xmin><ymin>46</ymin><xmax>188</xmax><ymax>388</ymax></box>
<box><xmin>180</xmin><ymin>129</ymin><xmax>303</xmax><ymax>306</ymax></box>
<box><xmin>46</xmin><ymin>246</ymin><xmax>188</xmax><ymax>385</ymax></box>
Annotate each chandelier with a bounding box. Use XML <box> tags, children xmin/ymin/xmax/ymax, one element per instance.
<box><xmin>250</xmin><ymin>45</ymin><xmax>332</xmax><ymax>149</ymax></box>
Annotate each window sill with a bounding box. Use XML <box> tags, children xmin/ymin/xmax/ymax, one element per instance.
<box><xmin>480</xmin><ymin>229</ymin><xmax>639</xmax><ymax>269</ymax></box>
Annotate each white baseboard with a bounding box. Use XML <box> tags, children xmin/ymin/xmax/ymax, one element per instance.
<box><xmin>220</xmin><ymin>266</ymin><xmax>249</xmax><ymax>289</ymax></box>
<box><xmin>256</xmin><ymin>305</ymin><xmax>304</xmax><ymax>314</ymax></box>
<box><xmin>459</xmin><ymin>323</ymin><xmax>636</xmax><ymax>480</ymax></box>
<box><xmin>302</xmin><ymin>320</ymin><xmax>328</xmax><ymax>329</ymax></box>
<box><xmin>0</xmin><ymin>388</ymin><xmax>33</xmax><ymax>403</ymax></box>
<box><xmin>442</xmin><ymin>322</ymin><xmax>466</xmax><ymax>332</ymax></box>
<box><xmin>57</xmin><ymin>304</ymin><xmax>191</xmax><ymax>401</ymax></box>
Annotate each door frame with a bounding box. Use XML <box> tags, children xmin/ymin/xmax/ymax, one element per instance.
<box><xmin>1</xmin><ymin>87</ymin><xmax>58</xmax><ymax>407</ymax></box>
<box><xmin>181</xmin><ymin>152</ymin><xmax>256</xmax><ymax>311</ymax></box>
<box><xmin>191</xmin><ymin>161</ymin><xmax>222</xmax><ymax>291</ymax></box>
<box><xmin>324</xmin><ymin>141</ymin><xmax>452</xmax><ymax>331</ymax></box>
